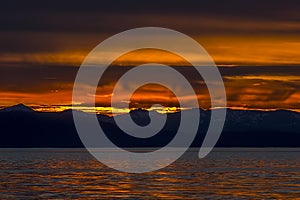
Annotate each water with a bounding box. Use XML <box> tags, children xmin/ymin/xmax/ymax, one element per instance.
<box><xmin>0</xmin><ymin>148</ymin><xmax>299</xmax><ymax>199</ymax></box>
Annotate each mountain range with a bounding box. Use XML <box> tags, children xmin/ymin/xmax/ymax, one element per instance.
<box><xmin>0</xmin><ymin>104</ymin><xmax>299</xmax><ymax>148</ymax></box>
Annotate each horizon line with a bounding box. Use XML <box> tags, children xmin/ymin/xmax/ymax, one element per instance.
<box><xmin>1</xmin><ymin>103</ymin><xmax>299</xmax><ymax>115</ymax></box>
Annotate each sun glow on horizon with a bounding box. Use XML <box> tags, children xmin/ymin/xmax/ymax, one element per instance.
<box><xmin>33</xmin><ymin>105</ymin><xmax>185</xmax><ymax>115</ymax></box>
<box><xmin>2</xmin><ymin>104</ymin><xmax>299</xmax><ymax>116</ymax></box>
<box><xmin>1</xmin><ymin>35</ymin><xmax>300</xmax><ymax>112</ymax></box>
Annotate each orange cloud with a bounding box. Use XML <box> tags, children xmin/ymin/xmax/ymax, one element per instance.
<box><xmin>1</xmin><ymin>33</ymin><xmax>300</xmax><ymax>66</ymax></box>
<box><xmin>1</xmin><ymin>40</ymin><xmax>299</xmax><ymax>113</ymax></box>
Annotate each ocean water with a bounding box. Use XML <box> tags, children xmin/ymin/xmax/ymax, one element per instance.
<box><xmin>0</xmin><ymin>148</ymin><xmax>299</xmax><ymax>199</ymax></box>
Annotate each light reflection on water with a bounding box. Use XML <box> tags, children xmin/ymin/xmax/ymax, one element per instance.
<box><xmin>0</xmin><ymin>148</ymin><xmax>299</xmax><ymax>199</ymax></box>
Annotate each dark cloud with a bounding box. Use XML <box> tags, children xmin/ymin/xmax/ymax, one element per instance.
<box><xmin>219</xmin><ymin>66</ymin><xmax>300</xmax><ymax>76</ymax></box>
<box><xmin>1</xmin><ymin>0</ymin><xmax>299</xmax><ymax>19</ymax></box>
<box><xmin>1</xmin><ymin>0</ymin><xmax>300</xmax><ymax>62</ymax></box>
<box><xmin>1</xmin><ymin>65</ymin><xmax>299</xmax><ymax>92</ymax></box>
<box><xmin>1</xmin><ymin>0</ymin><xmax>300</xmax><ymax>33</ymax></box>
<box><xmin>0</xmin><ymin>65</ymin><xmax>77</xmax><ymax>93</ymax></box>
<box><xmin>1</xmin><ymin>65</ymin><xmax>299</xmax><ymax>103</ymax></box>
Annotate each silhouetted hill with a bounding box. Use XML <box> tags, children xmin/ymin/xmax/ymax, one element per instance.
<box><xmin>0</xmin><ymin>105</ymin><xmax>299</xmax><ymax>147</ymax></box>
<box><xmin>0</xmin><ymin>103</ymin><xmax>34</xmax><ymax>113</ymax></box>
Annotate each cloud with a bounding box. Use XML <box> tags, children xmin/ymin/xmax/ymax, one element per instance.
<box><xmin>1</xmin><ymin>0</ymin><xmax>300</xmax><ymax>32</ymax></box>
<box><xmin>1</xmin><ymin>1</ymin><xmax>300</xmax><ymax>67</ymax></box>
<box><xmin>1</xmin><ymin>65</ymin><xmax>299</xmax><ymax>111</ymax></box>
<box><xmin>0</xmin><ymin>0</ymin><xmax>299</xmax><ymax>111</ymax></box>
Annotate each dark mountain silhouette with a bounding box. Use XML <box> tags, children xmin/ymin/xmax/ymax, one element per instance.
<box><xmin>0</xmin><ymin>103</ymin><xmax>34</xmax><ymax>113</ymax></box>
<box><xmin>0</xmin><ymin>104</ymin><xmax>299</xmax><ymax>148</ymax></box>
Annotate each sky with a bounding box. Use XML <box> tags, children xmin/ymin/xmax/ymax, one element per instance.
<box><xmin>0</xmin><ymin>0</ymin><xmax>300</xmax><ymax>114</ymax></box>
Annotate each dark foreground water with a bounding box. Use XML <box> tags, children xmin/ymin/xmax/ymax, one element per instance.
<box><xmin>0</xmin><ymin>148</ymin><xmax>299</xmax><ymax>199</ymax></box>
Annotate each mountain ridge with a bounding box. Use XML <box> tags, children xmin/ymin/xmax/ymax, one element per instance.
<box><xmin>1</xmin><ymin>103</ymin><xmax>299</xmax><ymax>115</ymax></box>
<box><xmin>0</xmin><ymin>104</ymin><xmax>299</xmax><ymax>148</ymax></box>
<box><xmin>0</xmin><ymin>103</ymin><xmax>34</xmax><ymax>113</ymax></box>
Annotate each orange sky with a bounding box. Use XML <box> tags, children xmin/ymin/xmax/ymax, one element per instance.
<box><xmin>1</xmin><ymin>34</ymin><xmax>300</xmax><ymax>66</ymax></box>
<box><xmin>1</xmin><ymin>47</ymin><xmax>299</xmax><ymax>114</ymax></box>
<box><xmin>0</xmin><ymin>0</ymin><xmax>300</xmax><ymax>113</ymax></box>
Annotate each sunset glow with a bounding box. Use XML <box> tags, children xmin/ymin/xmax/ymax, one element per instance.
<box><xmin>1</xmin><ymin>1</ymin><xmax>300</xmax><ymax>114</ymax></box>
